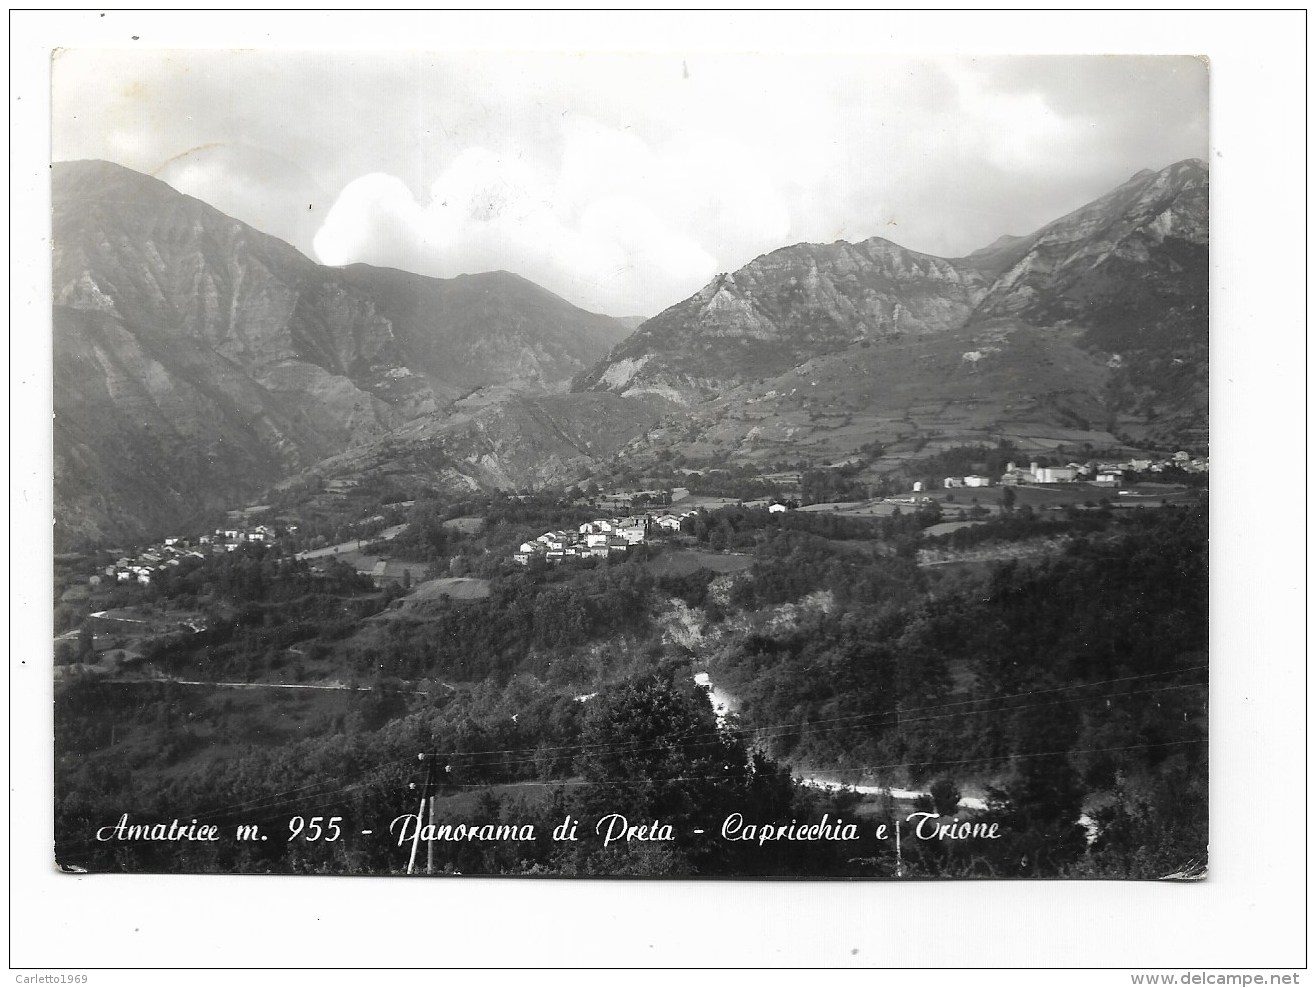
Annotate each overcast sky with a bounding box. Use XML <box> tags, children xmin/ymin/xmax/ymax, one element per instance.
<box><xmin>52</xmin><ymin>50</ymin><xmax>1207</xmax><ymax>317</ymax></box>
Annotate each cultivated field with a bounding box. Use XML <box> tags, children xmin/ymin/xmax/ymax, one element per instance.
<box><xmin>408</xmin><ymin>577</ymin><xmax>492</xmax><ymax>602</ymax></box>
<box><xmin>644</xmin><ymin>549</ymin><xmax>756</xmax><ymax>577</ymax></box>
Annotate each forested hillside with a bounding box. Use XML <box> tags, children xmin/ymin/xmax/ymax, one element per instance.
<box><xmin>55</xmin><ymin>501</ymin><xmax>1206</xmax><ymax>878</ymax></box>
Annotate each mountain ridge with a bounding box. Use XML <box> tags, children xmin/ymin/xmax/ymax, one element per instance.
<box><xmin>53</xmin><ymin>158</ymin><xmax>1207</xmax><ymax>547</ymax></box>
<box><xmin>568</xmin><ymin>158</ymin><xmax>1206</xmax><ymax>477</ymax></box>
<box><xmin>576</xmin><ymin>158</ymin><xmax>1206</xmax><ymax>405</ymax></box>
<box><xmin>53</xmin><ymin>159</ymin><xmax>632</xmax><ymax>546</ymax></box>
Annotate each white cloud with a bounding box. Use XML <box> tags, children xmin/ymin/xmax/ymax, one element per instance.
<box><xmin>313</xmin><ymin>173</ymin><xmax>429</xmax><ymax>265</ymax></box>
<box><xmin>54</xmin><ymin>49</ymin><xmax>1208</xmax><ymax>316</ymax></box>
<box><xmin>312</xmin><ymin>124</ymin><xmax>746</xmax><ymax>315</ymax></box>
<box><xmin>579</xmin><ymin>196</ymin><xmax>717</xmax><ymax>289</ymax></box>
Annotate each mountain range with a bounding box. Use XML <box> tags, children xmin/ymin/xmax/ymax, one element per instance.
<box><xmin>52</xmin><ymin>158</ymin><xmax>1207</xmax><ymax>546</ymax></box>
<box><xmin>574</xmin><ymin>158</ymin><xmax>1206</xmax><ymax>474</ymax></box>
<box><xmin>578</xmin><ymin>160</ymin><xmax>1206</xmax><ymax>406</ymax></box>
<box><xmin>52</xmin><ymin>160</ymin><xmax>632</xmax><ymax>544</ymax></box>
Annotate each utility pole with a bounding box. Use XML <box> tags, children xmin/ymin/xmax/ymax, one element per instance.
<box><xmin>407</xmin><ymin>753</ymin><xmax>434</xmax><ymax>876</ymax></box>
<box><xmin>895</xmin><ymin>812</ymin><xmax>903</xmax><ymax>878</ymax></box>
<box><xmin>426</xmin><ymin>754</ymin><xmax>437</xmax><ymax>876</ymax></box>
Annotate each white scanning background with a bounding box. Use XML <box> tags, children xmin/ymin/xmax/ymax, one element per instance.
<box><xmin>8</xmin><ymin>8</ymin><xmax>1307</xmax><ymax>981</ymax></box>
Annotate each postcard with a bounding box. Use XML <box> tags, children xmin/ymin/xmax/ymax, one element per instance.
<box><xmin>48</xmin><ymin>47</ymin><xmax>1210</xmax><ymax>884</ymax></box>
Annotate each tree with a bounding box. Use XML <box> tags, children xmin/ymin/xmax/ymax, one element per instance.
<box><xmin>916</xmin><ymin>500</ymin><xmax>943</xmax><ymax>527</ymax></box>
<box><xmin>977</xmin><ymin>710</ymin><xmax>1088</xmax><ymax>877</ymax></box>
<box><xmin>571</xmin><ymin>673</ymin><xmax>794</xmax><ymax>874</ymax></box>
<box><xmin>77</xmin><ymin>625</ymin><xmax>95</xmax><ymax>663</ymax></box>
<box><xmin>929</xmin><ymin>778</ymin><xmax>962</xmax><ymax>817</ymax></box>
<box><xmin>1001</xmin><ymin>486</ymin><xmax>1017</xmax><ymax>512</ymax></box>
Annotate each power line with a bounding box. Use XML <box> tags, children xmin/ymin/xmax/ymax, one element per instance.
<box><xmin>423</xmin><ymin>671</ymin><xmax>1208</xmax><ymax>771</ymax></box>
<box><xmin>387</xmin><ymin>737</ymin><xmax>1211</xmax><ymax>792</ymax></box>
<box><xmin>54</xmin><ymin>726</ymin><xmax>1206</xmax><ymax>860</ymax></box>
<box><xmin>417</xmin><ymin>663</ymin><xmax>1209</xmax><ymax>764</ymax></box>
<box><xmin>53</xmin><ymin>669</ymin><xmax>1207</xmax><ymax>858</ymax></box>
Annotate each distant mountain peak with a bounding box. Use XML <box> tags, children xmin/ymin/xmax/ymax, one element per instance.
<box><xmin>576</xmin><ymin>158</ymin><xmax>1206</xmax><ymax>449</ymax></box>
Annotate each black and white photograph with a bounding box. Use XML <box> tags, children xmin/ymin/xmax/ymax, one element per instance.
<box><xmin>13</xmin><ymin>8</ymin><xmax>1309</xmax><ymax>975</ymax></box>
<box><xmin>46</xmin><ymin>44</ymin><xmax>1214</xmax><ymax>881</ymax></box>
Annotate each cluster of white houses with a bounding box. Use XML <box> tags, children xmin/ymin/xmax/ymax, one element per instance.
<box><xmin>931</xmin><ymin>452</ymin><xmax>1209</xmax><ymax>491</ymax></box>
<box><xmin>512</xmin><ymin>512</ymin><xmax>697</xmax><ymax>565</ymax></box>
<box><xmin>997</xmin><ymin>453</ymin><xmax>1207</xmax><ymax>487</ymax></box>
<box><xmin>938</xmin><ymin>475</ymin><xmax>994</xmax><ymax>489</ymax></box>
<box><xmin>91</xmin><ymin>525</ymin><xmax>282</xmax><ymax>586</ymax></box>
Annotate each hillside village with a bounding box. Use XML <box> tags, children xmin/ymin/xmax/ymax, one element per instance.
<box><xmin>90</xmin><ymin>524</ymin><xmax>287</xmax><ymax>588</ymax></box>
<box><xmin>512</xmin><ymin>510</ymin><xmax>699</xmax><ymax>565</ymax></box>
<box><xmin>75</xmin><ymin>445</ymin><xmax>1209</xmax><ymax>586</ymax></box>
<box><xmin>992</xmin><ymin>451</ymin><xmax>1208</xmax><ymax>487</ymax></box>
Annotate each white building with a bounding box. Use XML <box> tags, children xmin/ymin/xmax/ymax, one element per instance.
<box><xmin>615</xmin><ymin>520</ymin><xmax>647</xmax><ymax>545</ymax></box>
<box><xmin>1035</xmin><ymin>467</ymin><xmax>1078</xmax><ymax>484</ymax></box>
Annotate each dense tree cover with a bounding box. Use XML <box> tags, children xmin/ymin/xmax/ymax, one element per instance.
<box><xmin>53</xmin><ymin>670</ymin><xmax>877</xmax><ymax>877</ymax></box>
<box><xmin>913</xmin><ymin>442</ymin><xmax>1022</xmax><ymax>482</ymax></box>
<box><xmin>54</xmin><ymin>492</ymin><xmax>1207</xmax><ymax>878</ymax></box>
<box><xmin>349</xmin><ymin>560</ymin><xmax>657</xmax><ymax>683</ymax></box>
<box><xmin>151</xmin><ymin>544</ymin><xmax>374</xmax><ymax>604</ymax></box>
<box><xmin>375</xmin><ymin>492</ymin><xmax>614</xmax><ymax>567</ymax></box>
<box><xmin>654</xmin><ymin>569</ymin><xmax>717</xmax><ymax>609</ymax></box>
<box><xmin>922</xmin><ymin>513</ymin><xmax>1111</xmax><ymax>552</ymax></box>
<box><xmin>708</xmin><ymin>505</ymin><xmax>1207</xmax><ymax>877</ymax></box>
<box><xmin>798</xmin><ymin>465</ymin><xmax>869</xmax><ymax>505</ymax></box>
<box><xmin>557</xmin><ymin>674</ymin><xmax>797</xmax><ymax>874</ymax></box>
<box><xmin>55</xmin><ymin>672</ymin><xmax>579</xmax><ymax>874</ymax></box>
<box><xmin>681</xmin><ymin>503</ymin><xmax>934</xmax><ymax>552</ymax></box>
<box><xmin>126</xmin><ymin>549</ymin><xmax>387</xmax><ymax>683</ymax></box>
<box><xmin>727</xmin><ymin>530</ymin><xmax>925</xmax><ymax>611</ymax></box>
<box><xmin>373</xmin><ymin>499</ymin><xmax>453</xmax><ymax>560</ymax></box>
<box><xmin>721</xmin><ymin>507</ymin><xmax>1205</xmax><ymax>760</ymax></box>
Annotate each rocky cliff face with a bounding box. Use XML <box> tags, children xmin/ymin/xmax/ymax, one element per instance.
<box><xmin>53</xmin><ymin>161</ymin><xmax>630</xmax><ymax>546</ymax></box>
<box><xmin>966</xmin><ymin>158</ymin><xmax>1208</xmax><ymax>323</ymax></box>
<box><xmin>577</xmin><ymin>159</ymin><xmax>1208</xmax><ymax>447</ymax></box>
<box><xmin>573</xmin><ymin>238</ymin><xmax>988</xmax><ymax>402</ymax></box>
<box><xmin>966</xmin><ymin>159</ymin><xmax>1209</xmax><ymax>444</ymax></box>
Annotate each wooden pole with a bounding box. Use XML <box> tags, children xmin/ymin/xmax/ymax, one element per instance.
<box><xmin>895</xmin><ymin>812</ymin><xmax>903</xmax><ymax>878</ymax></box>
<box><xmin>406</xmin><ymin>753</ymin><xmax>429</xmax><ymax>875</ymax></box>
<box><xmin>426</xmin><ymin>770</ymin><xmax>437</xmax><ymax>876</ymax></box>
<box><xmin>406</xmin><ymin>786</ymin><xmax>425</xmax><ymax>876</ymax></box>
